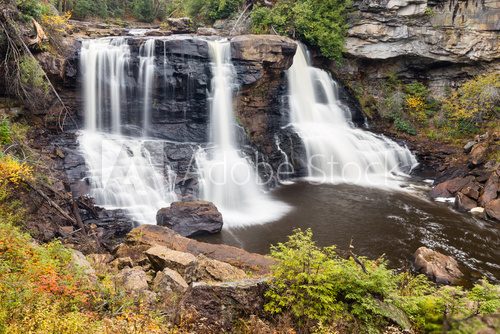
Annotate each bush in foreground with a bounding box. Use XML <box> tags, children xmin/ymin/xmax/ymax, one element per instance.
<box><xmin>265</xmin><ymin>229</ymin><xmax>500</xmax><ymax>333</ymax></box>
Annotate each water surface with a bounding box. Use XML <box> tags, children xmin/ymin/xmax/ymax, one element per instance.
<box><xmin>198</xmin><ymin>181</ymin><xmax>500</xmax><ymax>283</ymax></box>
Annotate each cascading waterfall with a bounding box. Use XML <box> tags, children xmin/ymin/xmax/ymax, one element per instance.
<box><xmin>196</xmin><ymin>40</ymin><xmax>289</xmax><ymax>227</ymax></box>
<box><xmin>288</xmin><ymin>44</ymin><xmax>417</xmax><ymax>187</ymax></box>
<box><xmin>79</xmin><ymin>38</ymin><xmax>176</xmax><ymax>225</ymax></box>
<box><xmin>139</xmin><ymin>39</ymin><xmax>156</xmax><ymax>132</ymax></box>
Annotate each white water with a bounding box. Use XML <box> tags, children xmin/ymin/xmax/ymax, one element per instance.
<box><xmin>80</xmin><ymin>38</ymin><xmax>177</xmax><ymax>224</ymax></box>
<box><xmin>139</xmin><ymin>39</ymin><xmax>156</xmax><ymax>132</ymax></box>
<box><xmin>81</xmin><ymin>38</ymin><xmax>130</xmax><ymax>133</ymax></box>
<box><xmin>288</xmin><ymin>44</ymin><xmax>417</xmax><ymax>188</ymax></box>
<box><xmin>196</xmin><ymin>40</ymin><xmax>290</xmax><ymax>227</ymax></box>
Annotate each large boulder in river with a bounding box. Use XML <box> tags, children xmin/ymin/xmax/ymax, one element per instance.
<box><xmin>478</xmin><ymin>171</ymin><xmax>499</xmax><ymax>207</ymax></box>
<box><xmin>413</xmin><ymin>247</ymin><xmax>463</xmax><ymax>285</ymax></box>
<box><xmin>156</xmin><ymin>201</ymin><xmax>223</xmax><ymax>237</ymax></box>
<box><xmin>178</xmin><ymin>279</ymin><xmax>268</xmax><ymax>332</ymax></box>
<box><xmin>455</xmin><ymin>192</ymin><xmax>477</xmax><ymax>212</ymax></box>
<box><xmin>114</xmin><ymin>225</ymin><xmax>273</xmax><ymax>274</ymax></box>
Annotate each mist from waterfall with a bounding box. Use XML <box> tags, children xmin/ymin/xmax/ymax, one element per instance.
<box><xmin>80</xmin><ymin>38</ymin><xmax>177</xmax><ymax>224</ymax></box>
<box><xmin>196</xmin><ymin>40</ymin><xmax>290</xmax><ymax>227</ymax></box>
<box><xmin>288</xmin><ymin>44</ymin><xmax>417</xmax><ymax>187</ymax></box>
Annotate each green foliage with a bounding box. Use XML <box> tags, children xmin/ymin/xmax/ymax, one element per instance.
<box><xmin>16</xmin><ymin>0</ymin><xmax>51</xmax><ymax>19</ymax></box>
<box><xmin>265</xmin><ymin>229</ymin><xmax>500</xmax><ymax>333</ymax></box>
<box><xmin>132</xmin><ymin>0</ymin><xmax>155</xmax><ymax>22</ymax></box>
<box><xmin>251</xmin><ymin>0</ymin><xmax>351</xmax><ymax>61</ymax></box>
<box><xmin>0</xmin><ymin>118</ymin><xmax>12</xmax><ymax>145</ymax></box>
<box><xmin>183</xmin><ymin>0</ymin><xmax>244</xmax><ymax>22</ymax></box>
<box><xmin>19</xmin><ymin>56</ymin><xmax>49</xmax><ymax>94</ymax></box>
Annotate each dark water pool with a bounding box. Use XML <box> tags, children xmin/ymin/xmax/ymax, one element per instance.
<box><xmin>197</xmin><ymin>181</ymin><xmax>500</xmax><ymax>283</ymax></box>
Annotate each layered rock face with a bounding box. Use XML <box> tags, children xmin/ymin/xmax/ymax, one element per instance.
<box><xmin>331</xmin><ymin>0</ymin><xmax>499</xmax><ymax>96</ymax></box>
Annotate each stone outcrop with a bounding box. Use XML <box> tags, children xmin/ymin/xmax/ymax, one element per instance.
<box><xmin>152</xmin><ymin>268</ymin><xmax>189</xmax><ymax>294</ymax></box>
<box><xmin>193</xmin><ymin>254</ymin><xmax>247</xmax><ymax>282</ymax></box>
<box><xmin>156</xmin><ymin>201</ymin><xmax>223</xmax><ymax>237</ymax></box>
<box><xmin>115</xmin><ymin>266</ymin><xmax>149</xmax><ymax>292</ymax></box>
<box><xmin>429</xmin><ymin>131</ymin><xmax>499</xmax><ymax>221</ymax></box>
<box><xmin>115</xmin><ymin>224</ymin><xmax>274</xmax><ymax>274</ymax></box>
<box><xmin>145</xmin><ymin>245</ymin><xmax>197</xmax><ymax>277</ymax></box>
<box><xmin>178</xmin><ymin>279</ymin><xmax>268</xmax><ymax>332</ymax></box>
<box><xmin>334</xmin><ymin>0</ymin><xmax>500</xmax><ymax>97</ymax></box>
<box><xmin>413</xmin><ymin>246</ymin><xmax>463</xmax><ymax>284</ymax></box>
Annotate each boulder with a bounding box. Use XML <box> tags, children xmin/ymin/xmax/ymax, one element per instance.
<box><xmin>446</xmin><ymin>176</ymin><xmax>475</xmax><ymax>194</ymax></box>
<box><xmin>455</xmin><ymin>192</ymin><xmax>477</xmax><ymax>212</ymax></box>
<box><xmin>69</xmin><ymin>250</ymin><xmax>97</xmax><ymax>283</ymax></box>
<box><xmin>230</xmin><ymin>35</ymin><xmax>297</xmax><ymax>64</ymax></box>
<box><xmin>485</xmin><ymin>199</ymin><xmax>500</xmax><ymax>221</ymax></box>
<box><xmin>167</xmin><ymin>17</ymin><xmax>194</xmax><ymax>34</ymax></box>
<box><xmin>469</xmin><ymin>143</ymin><xmax>489</xmax><ymax>166</ymax></box>
<box><xmin>156</xmin><ymin>201</ymin><xmax>223</xmax><ymax>237</ymax></box>
<box><xmin>460</xmin><ymin>183</ymin><xmax>481</xmax><ymax>200</ymax></box>
<box><xmin>463</xmin><ymin>141</ymin><xmax>476</xmax><ymax>153</ymax></box>
<box><xmin>429</xmin><ymin>182</ymin><xmax>451</xmax><ymax>199</ymax></box>
<box><xmin>413</xmin><ymin>247</ymin><xmax>463</xmax><ymax>284</ymax></box>
<box><xmin>178</xmin><ymin>279</ymin><xmax>268</xmax><ymax>332</ymax></box>
<box><xmin>115</xmin><ymin>267</ymin><xmax>149</xmax><ymax>292</ymax></box>
<box><xmin>193</xmin><ymin>254</ymin><xmax>247</xmax><ymax>282</ymax></box>
<box><xmin>478</xmin><ymin>171</ymin><xmax>499</xmax><ymax>207</ymax></box>
<box><xmin>152</xmin><ymin>268</ymin><xmax>189</xmax><ymax>294</ymax></box>
<box><xmin>110</xmin><ymin>256</ymin><xmax>134</xmax><ymax>270</ymax></box>
<box><xmin>122</xmin><ymin>225</ymin><xmax>273</xmax><ymax>274</ymax></box>
<box><xmin>145</xmin><ymin>245</ymin><xmax>197</xmax><ymax>278</ymax></box>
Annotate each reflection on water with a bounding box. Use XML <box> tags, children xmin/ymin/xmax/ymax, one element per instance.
<box><xmin>197</xmin><ymin>182</ymin><xmax>500</xmax><ymax>283</ymax></box>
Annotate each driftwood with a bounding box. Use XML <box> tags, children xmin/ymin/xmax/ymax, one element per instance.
<box><xmin>29</xmin><ymin>18</ymin><xmax>48</xmax><ymax>47</ymax></box>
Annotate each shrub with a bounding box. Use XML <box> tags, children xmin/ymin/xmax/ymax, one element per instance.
<box><xmin>184</xmin><ymin>0</ymin><xmax>244</xmax><ymax>22</ymax></box>
<box><xmin>251</xmin><ymin>0</ymin><xmax>351</xmax><ymax>61</ymax></box>
<box><xmin>0</xmin><ymin>118</ymin><xmax>12</xmax><ymax>145</ymax></box>
<box><xmin>19</xmin><ymin>55</ymin><xmax>49</xmax><ymax>94</ymax></box>
<box><xmin>264</xmin><ymin>229</ymin><xmax>500</xmax><ymax>333</ymax></box>
<box><xmin>16</xmin><ymin>0</ymin><xmax>50</xmax><ymax>19</ymax></box>
<box><xmin>443</xmin><ymin>73</ymin><xmax>499</xmax><ymax>125</ymax></box>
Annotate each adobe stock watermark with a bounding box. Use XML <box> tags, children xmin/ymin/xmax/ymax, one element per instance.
<box><xmin>89</xmin><ymin>136</ymin><xmax>409</xmax><ymax>190</ymax></box>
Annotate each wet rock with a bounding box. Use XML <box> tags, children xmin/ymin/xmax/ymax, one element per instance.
<box><xmin>455</xmin><ymin>192</ymin><xmax>477</xmax><ymax>212</ymax></box>
<box><xmin>145</xmin><ymin>245</ymin><xmax>197</xmax><ymax>277</ymax></box>
<box><xmin>446</xmin><ymin>176</ymin><xmax>475</xmax><ymax>194</ymax></box>
<box><xmin>123</xmin><ymin>225</ymin><xmax>273</xmax><ymax>274</ymax></box>
<box><xmin>485</xmin><ymin>199</ymin><xmax>500</xmax><ymax>221</ymax></box>
<box><xmin>145</xmin><ymin>30</ymin><xmax>171</xmax><ymax>37</ymax></box>
<box><xmin>116</xmin><ymin>267</ymin><xmax>149</xmax><ymax>292</ymax></box>
<box><xmin>156</xmin><ymin>201</ymin><xmax>223</xmax><ymax>237</ymax></box>
<box><xmin>429</xmin><ymin>182</ymin><xmax>451</xmax><ymax>198</ymax></box>
<box><xmin>460</xmin><ymin>183</ymin><xmax>481</xmax><ymax>200</ymax></box>
<box><xmin>193</xmin><ymin>254</ymin><xmax>247</xmax><ymax>282</ymax></box>
<box><xmin>167</xmin><ymin>17</ymin><xmax>194</xmax><ymax>34</ymax></box>
<box><xmin>152</xmin><ymin>268</ymin><xmax>189</xmax><ymax>294</ymax></box>
<box><xmin>413</xmin><ymin>247</ymin><xmax>463</xmax><ymax>284</ymax></box>
<box><xmin>479</xmin><ymin>171</ymin><xmax>499</xmax><ymax>207</ymax></box>
<box><xmin>178</xmin><ymin>278</ymin><xmax>268</xmax><ymax>332</ymax></box>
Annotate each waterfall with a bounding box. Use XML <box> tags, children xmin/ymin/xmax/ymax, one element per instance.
<box><xmin>81</xmin><ymin>38</ymin><xmax>130</xmax><ymax>133</ymax></box>
<box><xmin>288</xmin><ymin>44</ymin><xmax>417</xmax><ymax>187</ymax></box>
<box><xmin>79</xmin><ymin>38</ymin><xmax>177</xmax><ymax>224</ymax></box>
<box><xmin>196</xmin><ymin>40</ymin><xmax>289</xmax><ymax>227</ymax></box>
<box><xmin>139</xmin><ymin>39</ymin><xmax>156</xmax><ymax>132</ymax></box>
